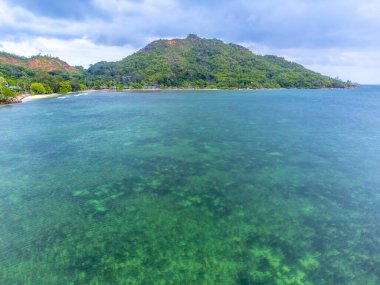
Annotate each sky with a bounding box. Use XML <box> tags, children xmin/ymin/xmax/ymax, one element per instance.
<box><xmin>0</xmin><ymin>0</ymin><xmax>379</xmax><ymax>84</ymax></box>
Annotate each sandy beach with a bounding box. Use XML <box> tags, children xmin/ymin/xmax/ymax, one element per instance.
<box><xmin>22</xmin><ymin>94</ymin><xmax>59</xmax><ymax>102</ymax></box>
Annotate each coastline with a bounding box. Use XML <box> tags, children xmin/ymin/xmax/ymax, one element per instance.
<box><xmin>22</xmin><ymin>93</ymin><xmax>59</xmax><ymax>102</ymax></box>
<box><xmin>94</xmin><ymin>86</ymin><xmax>358</xmax><ymax>93</ymax></box>
<box><xmin>0</xmin><ymin>93</ymin><xmax>29</xmax><ymax>106</ymax></box>
<box><xmin>0</xmin><ymin>86</ymin><xmax>358</xmax><ymax>106</ymax></box>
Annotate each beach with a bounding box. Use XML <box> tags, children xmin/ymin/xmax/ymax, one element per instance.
<box><xmin>22</xmin><ymin>94</ymin><xmax>59</xmax><ymax>102</ymax></box>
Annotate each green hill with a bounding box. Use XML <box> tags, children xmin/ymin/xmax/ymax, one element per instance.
<box><xmin>0</xmin><ymin>52</ymin><xmax>86</xmax><ymax>99</ymax></box>
<box><xmin>87</xmin><ymin>34</ymin><xmax>352</xmax><ymax>89</ymax></box>
<box><xmin>0</xmin><ymin>34</ymin><xmax>354</xmax><ymax>103</ymax></box>
<box><xmin>0</xmin><ymin>52</ymin><xmax>76</xmax><ymax>73</ymax></box>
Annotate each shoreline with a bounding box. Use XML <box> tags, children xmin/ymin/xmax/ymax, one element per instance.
<box><xmin>22</xmin><ymin>93</ymin><xmax>59</xmax><ymax>102</ymax></box>
<box><xmin>0</xmin><ymin>93</ymin><xmax>29</xmax><ymax>106</ymax></box>
<box><xmin>89</xmin><ymin>86</ymin><xmax>358</xmax><ymax>93</ymax></box>
<box><xmin>0</xmin><ymin>86</ymin><xmax>359</xmax><ymax>106</ymax></box>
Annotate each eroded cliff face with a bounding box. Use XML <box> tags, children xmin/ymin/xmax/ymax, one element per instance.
<box><xmin>0</xmin><ymin>53</ymin><xmax>75</xmax><ymax>73</ymax></box>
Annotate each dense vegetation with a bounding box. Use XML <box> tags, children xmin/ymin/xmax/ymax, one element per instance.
<box><xmin>0</xmin><ymin>35</ymin><xmax>353</xmax><ymax>102</ymax></box>
<box><xmin>88</xmin><ymin>34</ymin><xmax>353</xmax><ymax>89</ymax></box>
<box><xmin>0</xmin><ymin>76</ymin><xmax>16</xmax><ymax>102</ymax></box>
<box><xmin>0</xmin><ymin>53</ymin><xmax>91</xmax><ymax>101</ymax></box>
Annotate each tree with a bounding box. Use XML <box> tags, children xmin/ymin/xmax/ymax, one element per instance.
<box><xmin>58</xmin><ymin>81</ymin><xmax>72</xmax><ymax>94</ymax></box>
<box><xmin>2</xmin><ymin>87</ymin><xmax>16</xmax><ymax>98</ymax></box>
<box><xmin>30</xmin><ymin>82</ymin><xmax>46</xmax><ymax>94</ymax></box>
<box><xmin>94</xmin><ymin>81</ymin><xmax>101</xmax><ymax>90</ymax></box>
<box><xmin>18</xmin><ymin>76</ymin><xmax>32</xmax><ymax>93</ymax></box>
<box><xmin>79</xmin><ymin>83</ymin><xmax>87</xmax><ymax>91</ymax></box>
<box><xmin>0</xmin><ymin>76</ymin><xmax>16</xmax><ymax>102</ymax></box>
<box><xmin>0</xmin><ymin>76</ymin><xmax>7</xmax><ymax>90</ymax></box>
<box><xmin>43</xmin><ymin>83</ymin><xmax>53</xmax><ymax>94</ymax></box>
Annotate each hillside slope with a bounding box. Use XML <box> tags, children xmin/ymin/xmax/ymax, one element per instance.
<box><xmin>87</xmin><ymin>34</ymin><xmax>351</xmax><ymax>89</ymax></box>
<box><xmin>0</xmin><ymin>52</ymin><xmax>85</xmax><ymax>97</ymax></box>
<box><xmin>0</xmin><ymin>52</ymin><xmax>75</xmax><ymax>73</ymax></box>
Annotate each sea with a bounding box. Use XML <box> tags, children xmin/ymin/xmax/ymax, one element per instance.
<box><xmin>0</xmin><ymin>87</ymin><xmax>379</xmax><ymax>284</ymax></box>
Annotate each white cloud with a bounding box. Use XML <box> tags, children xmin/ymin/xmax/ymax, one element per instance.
<box><xmin>0</xmin><ymin>37</ymin><xmax>135</xmax><ymax>67</ymax></box>
<box><xmin>87</xmin><ymin>0</ymin><xmax>206</xmax><ymax>45</ymax></box>
<box><xmin>1</xmin><ymin>0</ymin><xmax>380</xmax><ymax>83</ymax></box>
<box><xmin>357</xmin><ymin>0</ymin><xmax>380</xmax><ymax>19</ymax></box>
<box><xmin>243</xmin><ymin>41</ymin><xmax>380</xmax><ymax>84</ymax></box>
<box><xmin>93</xmin><ymin>0</ymin><xmax>177</xmax><ymax>13</ymax></box>
<box><xmin>0</xmin><ymin>0</ymin><xmax>89</xmax><ymax>39</ymax></box>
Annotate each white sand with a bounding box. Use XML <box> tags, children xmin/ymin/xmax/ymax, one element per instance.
<box><xmin>22</xmin><ymin>94</ymin><xmax>59</xmax><ymax>102</ymax></box>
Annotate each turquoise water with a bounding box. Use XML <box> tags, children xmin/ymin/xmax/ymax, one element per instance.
<box><xmin>0</xmin><ymin>88</ymin><xmax>379</xmax><ymax>284</ymax></box>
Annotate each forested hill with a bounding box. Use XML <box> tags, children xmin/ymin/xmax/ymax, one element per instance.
<box><xmin>0</xmin><ymin>52</ymin><xmax>75</xmax><ymax>73</ymax></box>
<box><xmin>0</xmin><ymin>51</ymin><xmax>86</xmax><ymax>101</ymax></box>
<box><xmin>87</xmin><ymin>34</ymin><xmax>352</xmax><ymax>89</ymax></box>
<box><xmin>0</xmin><ymin>34</ymin><xmax>353</xmax><ymax>103</ymax></box>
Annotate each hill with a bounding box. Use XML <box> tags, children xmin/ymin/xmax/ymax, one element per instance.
<box><xmin>0</xmin><ymin>52</ymin><xmax>75</xmax><ymax>73</ymax></box>
<box><xmin>0</xmin><ymin>52</ymin><xmax>85</xmax><ymax>101</ymax></box>
<box><xmin>87</xmin><ymin>34</ymin><xmax>352</xmax><ymax>89</ymax></box>
<box><xmin>0</xmin><ymin>34</ymin><xmax>354</xmax><ymax>103</ymax></box>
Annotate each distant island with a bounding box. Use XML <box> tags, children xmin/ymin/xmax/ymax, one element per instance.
<box><xmin>0</xmin><ymin>34</ymin><xmax>354</xmax><ymax>104</ymax></box>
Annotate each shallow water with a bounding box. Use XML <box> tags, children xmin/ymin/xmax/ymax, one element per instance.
<box><xmin>0</xmin><ymin>88</ymin><xmax>379</xmax><ymax>284</ymax></box>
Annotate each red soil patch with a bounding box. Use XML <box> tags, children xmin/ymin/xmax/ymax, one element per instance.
<box><xmin>26</xmin><ymin>58</ymin><xmax>75</xmax><ymax>72</ymax></box>
<box><xmin>0</xmin><ymin>57</ymin><xmax>22</xmax><ymax>66</ymax></box>
<box><xmin>166</xmin><ymin>40</ymin><xmax>177</xmax><ymax>46</ymax></box>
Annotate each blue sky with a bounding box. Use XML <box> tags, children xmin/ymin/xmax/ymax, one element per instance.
<box><xmin>0</xmin><ymin>0</ymin><xmax>379</xmax><ymax>83</ymax></box>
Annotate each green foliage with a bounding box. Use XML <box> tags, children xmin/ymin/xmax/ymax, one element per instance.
<box><xmin>0</xmin><ymin>76</ymin><xmax>6</xmax><ymax>88</ymax></box>
<box><xmin>129</xmin><ymin>82</ymin><xmax>143</xmax><ymax>89</ymax></box>
<box><xmin>0</xmin><ymin>77</ymin><xmax>16</xmax><ymax>101</ymax></box>
<box><xmin>88</xmin><ymin>34</ymin><xmax>353</xmax><ymax>89</ymax></box>
<box><xmin>0</xmin><ymin>52</ymin><xmax>88</xmax><ymax>94</ymax></box>
<box><xmin>79</xmin><ymin>83</ymin><xmax>87</xmax><ymax>91</ymax></box>
<box><xmin>30</xmin><ymin>82</ymin><xmax>46</xmax><ymax>94</ymax></box>
<box><xmin>93</xmin><ymin>81</ymin><xmax>101</xmax><ymax>90</ymax></box>
<box><xmin>58</xmin><ymin>81</ymin><xmax>72</xmax><ymax>94</ymax></box>
<box><xmin>0</xmin><ymin>76</ymin><xmax>16</xmax><ymax>102</ymax></box>
<box><xmin>0</xmin><ymin>36</ymin><xmax>354</xmax><ymax>92</ymax></box>
<box><xmin>18</xmin><ymin>76</ymin><xmax>32</xmax><ymax>93</ymax></box>
<box><xmin>43</xmin><ymin>83</ymin><xmax>53</xmax><ymax>94</ymax></box>
<box><xmin>7</xmin><ymin>78</ymin><xmax>17</xmax><ymax>86</ymax></box>
<box><xmin>2</xmin><ymin>86</ymin><xmax>16</xmax><ymax>98</ymax></box>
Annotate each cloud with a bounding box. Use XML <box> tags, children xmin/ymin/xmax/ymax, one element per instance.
<box><xmin>0</xmin><ymin>0</ymin><xmax>88</xmax><ymax>40</ymax></box>
<box><xmin>243</xmin><ymin>41</ymin><xmax>380</xmax><ymax>84</ymax></box>
<box><xmin>0</xmin><ymin>37</ymin><xmax>136</xmax><ymax>67</ymax></box>
<box><xmin>3</xmin><ymin>0</ymin><xmax>380</xmax><ymax>48</ymax></box>
<box><xmin>87</xmin><ymin>0</ymin><xmax>208</xmax><ymax>46</ymax></box>
<box><xmin>206</xmin><ymin>0</ymin><xmax>380</xmax><ymax>49</ymax></box>
<box><xmin>5</xmin><ymin>0</ymin><xmax>106</xmax><ymax>19</ymax></box>
<box><xmin>1</xmin><ymin>0</ymin><xmax>380</xmax><ymax>83</ymax></box>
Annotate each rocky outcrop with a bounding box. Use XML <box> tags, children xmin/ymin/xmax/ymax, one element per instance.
<box><xmin>0</xmin><ymin>94</ymin><xmax>28</xmax><ymax>105</ymax></box>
